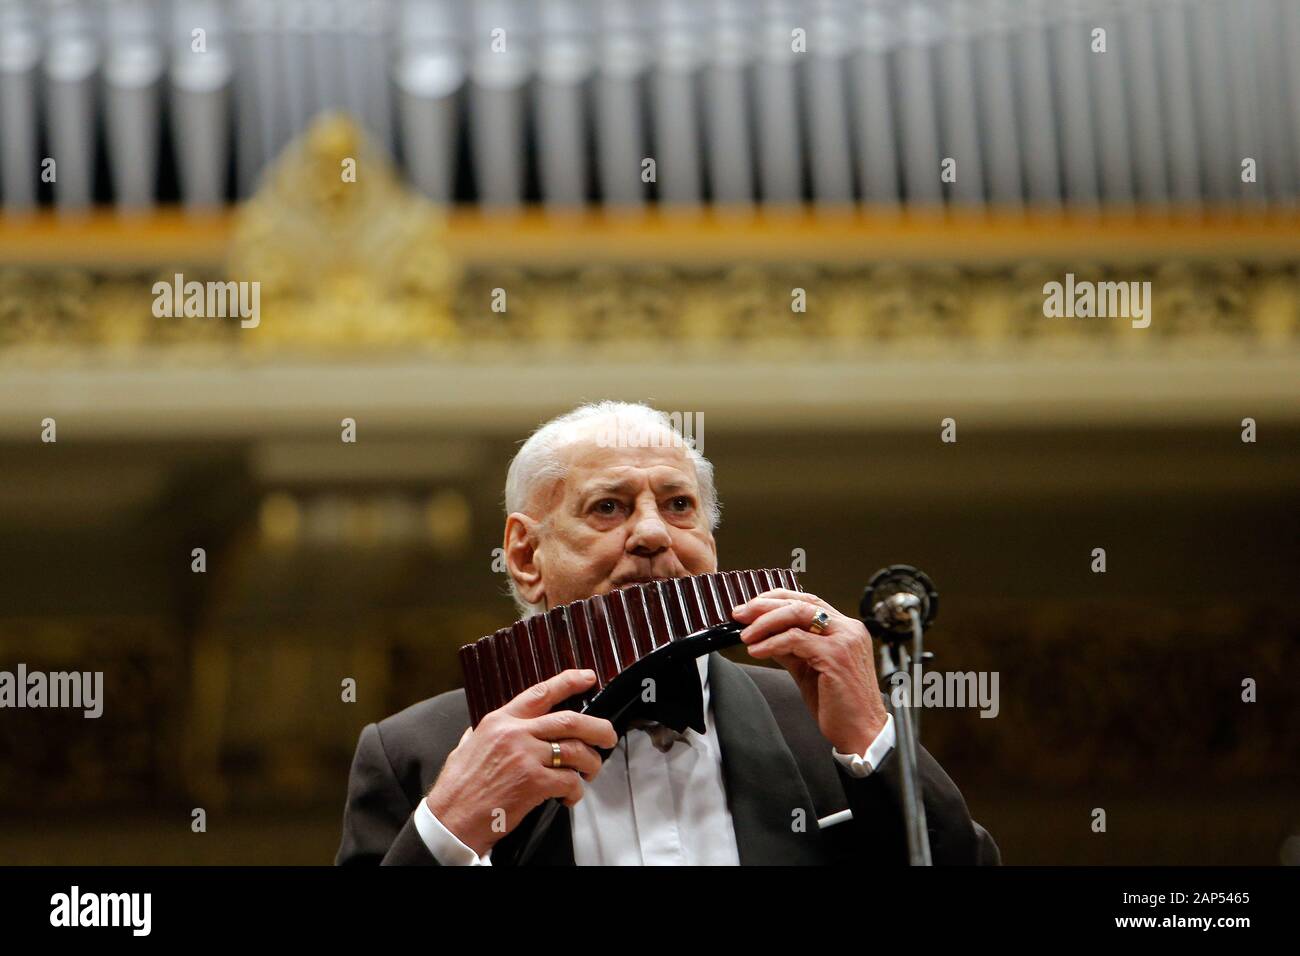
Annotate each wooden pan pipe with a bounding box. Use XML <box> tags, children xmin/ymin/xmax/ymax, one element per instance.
<box><xmin>459</xmin><ymin>568</ymin><xmax>801</xmax><ymax>726</ymax></box>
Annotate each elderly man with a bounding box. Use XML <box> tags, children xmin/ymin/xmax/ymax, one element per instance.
<box><xmin>337</xmin><ymin>401</ymin><xmax>998</xmax><ymax>866</ymax></box>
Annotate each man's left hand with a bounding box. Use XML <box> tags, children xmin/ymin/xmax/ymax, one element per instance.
<box><xmin>731</xmin><ymin>589</ymin><xmax>888</xmax><ymax>756</ymax></box>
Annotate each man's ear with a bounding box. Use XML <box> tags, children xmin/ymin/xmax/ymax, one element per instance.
<box><xmin>504</xmin><ymin>512</ymin><xmax>546</xmax><ymax>608</ymax></box>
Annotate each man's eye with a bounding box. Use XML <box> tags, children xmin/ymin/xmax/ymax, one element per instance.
<box><xmin>593</xmin><ymin>499</ymin><xmax>621</xmax><ymax>516</ymax></box>
<box><xmin>668</xmin><ymin>496</ymin><xmax>694</xmax><ymax>512</ymax></box>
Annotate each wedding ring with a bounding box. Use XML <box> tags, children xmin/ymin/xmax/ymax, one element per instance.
<box><xmin>550</xmin><ymin>741</ymin><xmax>564</xmax><ymax>768</ymax></box>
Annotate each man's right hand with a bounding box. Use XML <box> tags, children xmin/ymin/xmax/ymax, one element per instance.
<box><xmin>424</xmin><ymin>669</ymin><xmax>617</xmax><ymax>857</ymax></box>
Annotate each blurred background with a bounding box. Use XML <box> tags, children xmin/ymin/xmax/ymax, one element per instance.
<box><xmin>0</xmin><ymin>0</ymin><xmax>1297</xmax><ymax>865</ymax></box>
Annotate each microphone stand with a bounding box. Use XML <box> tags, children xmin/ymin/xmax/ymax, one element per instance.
<box><xmin>873</xmin><ymin>608</ymin><xmax>932</xmax><ymax>866</ymax></box>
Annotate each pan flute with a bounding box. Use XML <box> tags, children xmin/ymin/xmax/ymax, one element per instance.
<box><xmin>459</xmin><ymin>568</ymin><xmax>801</xmax><ymax>726</ymax></box>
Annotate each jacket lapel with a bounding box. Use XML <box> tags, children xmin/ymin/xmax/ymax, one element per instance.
<box><xmin>496</xmin><ymin>800</ymin><xmax>576</xmax><ymax>866</ymax></box>
<box><xmin>536</xmin><ymin>805</ymin><xmax>576</xmax><ymax>865</ymax></box>
<box><xmin>708</xmin><ymin>654</ymin><xmax>827</xmax><ymax>865</ymax></box>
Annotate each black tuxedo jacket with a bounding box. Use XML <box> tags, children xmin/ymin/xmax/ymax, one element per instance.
<box><xmin>336</xmin><ymin>654</ymin><xmax>1000</xmax><ymax>866</ymax></box>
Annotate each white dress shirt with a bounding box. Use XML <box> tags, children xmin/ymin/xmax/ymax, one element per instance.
<box><xmin>415</xmin><ymin>657</ymin><xmax>896</xmax><ymax>865</ymax></box>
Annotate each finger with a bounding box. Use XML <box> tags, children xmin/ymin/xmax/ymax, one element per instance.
<box><xmin>754</xmin><ymin>588</ymin><xmax>833</xmax><ymax>609</ymax></box>
<box><xmin>746</xmin><ymin>628</ymin><xmax>821</xmax><ymax>661</ymax></box>
<box><xmin>731</xmin><ymin>596</ymin><xmax>806</xmax><ymax>624</ymax></box>
<box><xmin>543</xmin><ymin>768</ymin><xmax>585</xmax><ymax>808</ymax></box>
<box><xmin>502</xmin><ymin>668</ymin><xmax>598</xmax><ymax>719</ymax></box>
<box><xmin>731</xmin><ymin>595</ymin><xmax>795</xmax><ymax>618</ymax></box>
<box><xmin>538</xmin><ymin>739</ymin><xmax>603</xmax><ymax>781</ymax></box>
<box><xmin>529</xmin><ymin>709</ymin><xmax>619</xmax><ymax>749</ymax></box>
<box><xmin>739</xmin><ymin>601</ymin><xmax>828</xmax><ymax>644</ymax></box>
<box><xmin>731</xmin><ymin>592</ymin><xmax>828</xmax><ymax>623</ymax></box>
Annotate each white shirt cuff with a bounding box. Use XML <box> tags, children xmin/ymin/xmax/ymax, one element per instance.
<box><xmin>414</xmin><ymin>798</ymin><xmax>493</xmax><ymax>866</ymax></box>
<box><xmin>831</xmin><ymin>713</ymin><xmax>895</xmax><ymax>778</ymax></box>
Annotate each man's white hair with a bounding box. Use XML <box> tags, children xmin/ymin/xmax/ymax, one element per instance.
<box><xmin>503</xmin><ymin>401</ymin><xmax>720</xmax><ymax>617</ymax></box>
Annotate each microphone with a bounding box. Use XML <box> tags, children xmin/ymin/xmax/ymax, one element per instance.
<box><xmin>860</xmin><ymin>565</ymin><xmax>939</xmax><ymax>642</ymax></box>
<box><xmin>860</xmin><ymin>564</ymin><xmax>939</xmax><ymax>866</ymax></box>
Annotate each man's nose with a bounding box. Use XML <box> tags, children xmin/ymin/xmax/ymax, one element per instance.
<box><xmin>628</xmin><ymin>504</ymin><xmax>671</xmax><ymax>557</ymax></box>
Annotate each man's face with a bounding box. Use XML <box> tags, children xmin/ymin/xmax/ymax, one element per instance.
<box><xmin>507</xmin><ymin>422</ymin><xmax>718</xmax><ymax>611</ymax></box>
